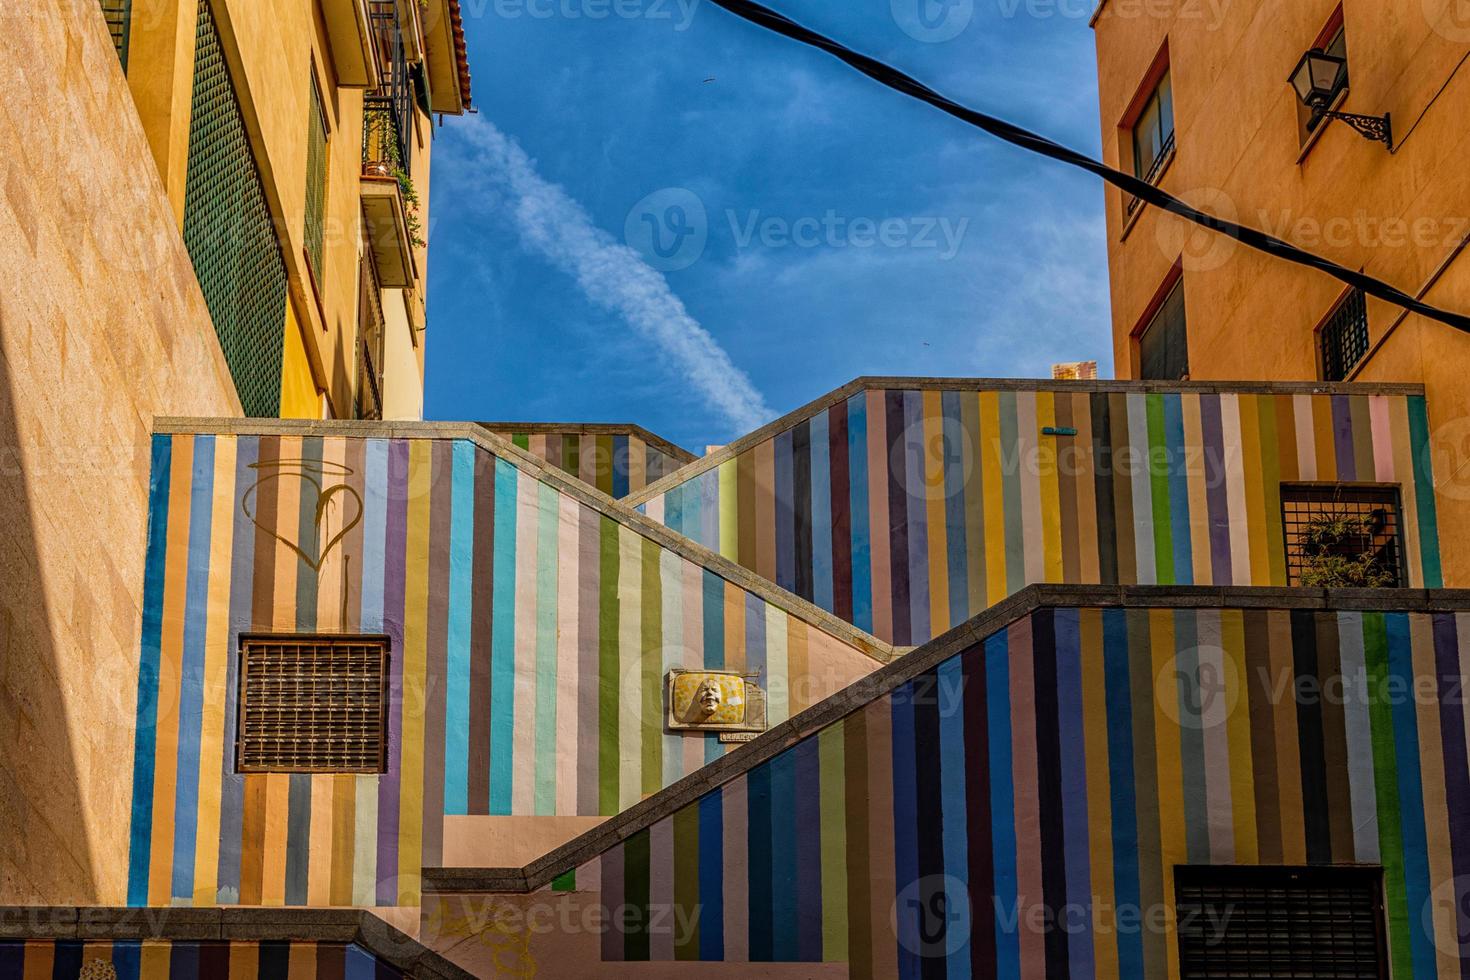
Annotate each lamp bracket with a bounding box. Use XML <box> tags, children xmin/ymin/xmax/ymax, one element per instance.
<box><xmin>1315</xmin><ymin>108</ymin><xmax>1393</xmax><ymax>149</ymax></box>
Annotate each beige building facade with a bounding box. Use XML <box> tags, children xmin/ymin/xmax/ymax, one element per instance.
<box><xmin>1092</xmin><ymin>0</ymin><xmax>1470</xmax><ymax>584</ymax></box>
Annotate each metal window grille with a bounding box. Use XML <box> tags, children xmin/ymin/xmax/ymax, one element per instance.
<box><xmin>305</xmin><ymin>72</ymin><xmax>329</xmax><ymax>280</ymax></box>
<box><xmin>1282</xmin><ymin>483</ymin><xmax>1405</xmax><ymax>588</ymax></box>
<box><xmin>1127</xmin><ymin>130</ymin><xmax>1175</xmax><ymax>217</ymax></box>
<box><xmin>99</xmin><ymin>0</ymin><xmax>130</xmax><ymax>70</ymax></box>
<box><xmin>1320</xmin><ymin>288</ymin><xmax>1369</xmax><ymax>381</ymax></box>
<box><xmin>237</xmin><ymin>636</ymin><xmax>389</xmax><ymax>773</ymax></box>
<box><xmin>181</xmin><ymin>0</ymin><xmax>288</xmax><ymax>417</ymax></box>
<box><xmin>1138</xmin><ymin>278</ymin><xmax>1189</xmax><ymax>380</ymax></box>
<box><xmin>1176</xmin><ymin>865</ymin><xmax>1387</xmax><ymax>980</ymax></box>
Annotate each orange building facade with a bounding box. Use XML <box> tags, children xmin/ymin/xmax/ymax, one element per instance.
<box><xmin>1091</xmin><ymin>0</ymin><xmax>1470</xmax><ymax>584</ymax></box>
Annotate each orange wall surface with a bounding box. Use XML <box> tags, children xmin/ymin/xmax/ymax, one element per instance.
<box><xmin>1093</xmin><ymin>0</ymin><xmax>1470</xmax><ymax>584</ymax></box>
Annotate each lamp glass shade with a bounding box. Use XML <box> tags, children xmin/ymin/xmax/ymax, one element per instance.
<box><xmin>1290</xmin><ymin>50</ymin><xmax>1347</xmax><ymax>107</ymax></box>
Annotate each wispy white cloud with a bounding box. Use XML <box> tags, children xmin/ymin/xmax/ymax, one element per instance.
<box><xmin>452</xmin><ymin>117</ymin><xmax>773</xmax><ymax>433</ymax></box>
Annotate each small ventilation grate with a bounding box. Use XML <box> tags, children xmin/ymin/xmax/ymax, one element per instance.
<box><xmin>237</xmin><ymin>636</ymin><xmax>389</xmax><ymax>773</ymax></box>
<box><xmin>98</xmin><ymin>0</ymin><xmax>130</xmax><ymax>70</ymax></box>
<box><xmin>1320</xmin><ymin>288</ymin><xmax>1369</xmax><ymax>382</ymax></box>
<box><xmin>1176</xmin><ymin>865</ymin><xmax>1387</xmax><ymax>980</ymax></box>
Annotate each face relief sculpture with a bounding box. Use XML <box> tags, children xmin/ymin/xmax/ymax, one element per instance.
<box><xmin>696</xmin><ymin>679</ymin><xmax>724</xmax><ymax>718</ymax></box>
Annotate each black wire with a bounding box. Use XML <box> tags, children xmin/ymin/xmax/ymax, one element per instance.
<box><xmin>701</xmin><ymin>0</ymin><xmax>1470</xmax><ymax>334</ymax></box>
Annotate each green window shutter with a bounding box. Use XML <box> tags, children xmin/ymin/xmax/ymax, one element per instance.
<box><xmin>305</xmin><ymin>74</ymin><xmax>328</xmax><ymax>280</ymax></box>
<box><xmin>181</xmin><ymin>0</ymin><xmax>288</xmax><ymax>417</ymax></box>
<box><xmin>99</xmin><ymin>0</ymin><xmax>130</xmax><ymax>70</ymax></box>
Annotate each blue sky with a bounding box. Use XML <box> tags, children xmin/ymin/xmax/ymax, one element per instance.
<box><xmin>425</xmin><ymin>0</ymin><xmax>1112</xmax><ymax>450</ymax></box>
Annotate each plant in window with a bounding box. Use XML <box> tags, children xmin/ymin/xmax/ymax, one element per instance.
<box><xmin>1298</xmin><ymin>508</ymin><xmax>1396</xmax><ymax>588</ymax></box>
<box><xmin>363</xmin><ymin>107</ymin><xmax>426</xmax><ymax>249</ymax></box>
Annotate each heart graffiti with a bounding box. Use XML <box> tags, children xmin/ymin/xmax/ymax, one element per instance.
<box><xmin>241</xmin><ymin>458</ymin><xmax>363</xmax><ymax>572</ymax></box>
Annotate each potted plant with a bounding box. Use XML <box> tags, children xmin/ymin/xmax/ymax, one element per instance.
<box><xmin>1298</xmin><ymin>508</ymin><xmax>1396</xmax><ymax>588</ymax></box>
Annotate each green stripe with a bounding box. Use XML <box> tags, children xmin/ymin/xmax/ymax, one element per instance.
<box><xmin>1407</xmin><ymin>397</ymin><xmax>1443</xmax><ymax>587</ymax></box>
<box><xmin>1363</xmin><ymin>612</ymin><xmax>1411</xmax><ymax>978</ymax></box>
<box><xmin>599</xmin><ymin>515</ymin><xmax>621</xmax><ymax>816</ymax></box>
<box><xmin>624</xmin><ymin>828</ymin><xmax>651</xmax><ymax>960</ymax></box>
<box><xmin>1146</xmin><ymin>394</ymin><xmax>1174</xmax><ymax>582</ymax></box>
<box><xmin>551</xmin><ymin>869</ymin><xmax>576</xmax><ymax>892</ymax></box>
<box><xmin>641</xmin><ymin>538</ymin><xmax>663</xmax><ymax>797</ymax></box>
<box><xmin>513</xmin><ymin>433</ymin><xmax>530</xmax><ymax>450</ymax></box>
<box><xmin>819</xmin><ymin>723</ymin><xmax>848</xmax><ymax>961</ymax></box>
<box><xmin>673</xmin><ymin>804</ymin><xmax>701</xmax><ymax>959</ymax></box>
<box><xmin>534</xmin><ymin>482</ymin><xmax>560</xmax><ymax>814</ymax></box>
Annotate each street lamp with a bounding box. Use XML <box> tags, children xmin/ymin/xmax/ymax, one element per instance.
<box><xmin>1288</xmin><ymin>49</ymin><xmax>1392</xmax><ymax>148</ymax></box>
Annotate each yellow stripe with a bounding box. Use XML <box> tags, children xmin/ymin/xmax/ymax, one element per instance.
<box><xmin>1036</xmin><ymin>393</ymin><xmax>1063</xmax><ymax>583</ymax></box>
<box><xmin>229</xmin><ymin>940</ymin><xmax>260</xmax><ymax>977</ymax></box>
<box><xmin>1236</xmin><ymin>396</ymin><xmax>1270</xmax><ymax>585</ymax></box>
<box><xmin>980</xmin><ymin>391</ymin><xmax>1007</xmax><ymax>605</ymax></box>
<box><xmin>718</xmin><ymin>459</ymin><xmax>738</xmax><ymax>560</ymax></box>
<box><xmin>922</xmin><ymin>390</ymin><xmax>949</xmax><ymax>634</ymax></box>
<box><xmin>1411</xmin><ymin>615</ymin><xmax>1458</xmax><ymax>977</ymax></box>
<box><xmin>148</xmin><ymin>434</ymin><xmax>194</xmax><ymax>905</ymax></box>
<box><xmin>141</xmin><ymin>942</ymin><xmax>174</xmax><ymax>978</ymax></box>
<box><xmin>398</xmin><ymin>441</ymin><xmax>432</xmax><ymax>906</ymax></box>
<box><xmin>192</xmin><ymin>435</ymin><xmax>237</xmax><ymax>904</ymax></box>
<box><xmin>22</xmin><ymin>941</ymin><xmax>53</xmax><ymax>980</ymax></box>
<box><xmin>260</xmin><ymin>773</ymin><xmax>290</xmax><ymax>905</ymax></box>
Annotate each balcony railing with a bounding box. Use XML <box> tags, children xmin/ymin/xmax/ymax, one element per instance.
<box><xmin>99</xmin><ymin>0</ymin><xmax>130</xmax><ymax>70</ymax></box>
<box><xmin>1126</xmin><ymin>130</ymin><xmax>1175</xmax><ymax>218</ymax></box>
<box><xmin>362</xmin><ymin>0</ymin><xmax>412</xmax><ymax>178</ymax></box>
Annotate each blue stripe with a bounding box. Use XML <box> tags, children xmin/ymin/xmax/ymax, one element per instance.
<box><xmin>444</xmin><ymin>441</ymin><xmax>476</xmax><ymax>815</ymax></box>
<box><xmin>986</xmin><ymin>630</ymin><xmax>1020</xmax><ymax>975</ymax></box>
<box><xmin>126</xmin><ymin>435</ymin><xmax>172</xmax><ymax>906</ymax></box>
<box><xmin>903</xmin><ymin>390</ymin><xmax>930</xmax><ymax>643</ymax></box>
<box><xmin>111</xmin><ymin>941</ymin><xmax>142</xmax><ymax>980</ymax></box>
<box><xmin>1054</xmin><ymin>609</ymin><xmax>1096</xmax><ymax>978</ymax></box>
<box><xmin>770</xmin><ymin>747</ymin><xmax>800</xmax><ymax>960</ymax></box>
<box><xmin>612</xmin><ymin>434</ymin><xmax>630</xmax><ymax>499</ymax></box>
<box><xmin>170</xmin><ymin>435</ymin><xmax>216</xmax><ymax>901</ymax></box>
<box><xmin>1164</xmin><ymin>395</ymin><xmax>1193</xmax><ymax>584</ymax></box>
<box><xmin>1102</xmin><ymin>608</ymin><xmax>1144</xmax><ymax>977</ymax></box>
<box><xmin>346</xmin><ymin>944</ymin><xmax>381</xmax><ymax>980</ymax></box>
<box><xmin>942</xmin><ymin>390</ymin><xmax>969</xmax><ymax>631</ymax></box>
<box><xmin>938</xmin><ymin>656</ymin><xmax>971</xmax><ymax>980</ymax></box>
<box><xmin>703</xmin><ymin>570</ymin><xmax>725</xmax><ymax>766</ymax></box>
<box><xmin>489</xmin><ymin>458</ymin><xmax>519</xmax><ymax>814</ymax></box>
<box><xmin>810</xmin><ymin>410</ymin><xmax>834</xmax><ymax>614</ymax></box>
<box><xmin>847</xmin><ymin>393</ymin><xmax>873</xmax><ymax>634</ymax></box>
<box><xmin>774</xmin><ymin>428</ymin><xmax>795</xmax><ymax>593</ymax></box>
<box><xmin>892</xmin><ymin>679</ymin><xmax>921</xmax><ymax>980</ymax></box>
<box><xmin>745</xmin><ymin>592</ymin><xmax>766</xmax><ymax>687</ymax></box>
<box><xmin>1387</xmin><ymin>613</ymin><xmax>1437</xmax><ymax>976</ymax></box>
<box><xmin>666</xmin><ymin>481</ymin><xmax>685</xmax><ymax>539</ymax></box>
<box><xmin>360</xmin><ymin>439</ymin><xmax>390</xmax><ymax>631</ymax></box>
<box><xmin>698</xmin><ymin>790</ymin><xmax>725</xmax><ymax>960</ymax></box>
<box><xmin>747</xmin><ymin>765</ymin><xmax>774</xmax><ymax>959</ymax></box>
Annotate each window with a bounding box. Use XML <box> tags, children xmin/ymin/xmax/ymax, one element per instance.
<box><xmin>1281</xmin><ymin>483</ymin><xmax>1405</xmax><ymax>588</ymax></box>
<box><xmin>1125</xmin><ymin>62</ymin><xmax>1175</xmax><ymax>217</ymax></box>
<box><xmin>1319</xmin><ymin>288</ymin><xmax>1369</xmax><ymax>381</ymax></box>
<box><xmin>237</xmin><ymin>635</ymin><xmax>389</xmax><ymax>773</ymax></box>
<box><xmin>305</xmin><ymin>71</ymin><xmax>329</xmax><ymax>281</ymax></box>
<box><xmin>1137</xmin><ymin>276</ymin><xmax>1188</xmax><ymax>380</ymax></box>
<box><xmin>1298</xmin><ymin>9</ymin><xmax>1348</xmax><ymax>146</ymax></box>
<box><xmin>1176</xmin><ymin>865</ymin><xmax>1387</xmax><ymax>979</ymax></box>
<box><xmin>99</xmin><ymin>0</ymin><xmax>131</xmax><ymax>70</ymax></box>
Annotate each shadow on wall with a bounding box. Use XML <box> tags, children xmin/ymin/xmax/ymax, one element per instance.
<box><xmin>0</xmin><ymin>315</ymin><xmax>96</xmax><ymax>903</ymax></box>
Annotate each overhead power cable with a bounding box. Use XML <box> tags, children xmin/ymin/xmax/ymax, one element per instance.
<box><xmin>701</xmin><ymin>0</ymin><xmax>1470</xmax><ymax>334</ymax></box>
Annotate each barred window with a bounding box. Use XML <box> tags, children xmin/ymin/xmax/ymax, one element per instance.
<box><xmin>1281</xmin><ymin>483</ymin><xmax>1405</xmax><ymax>588</ymax></box>
<box><xmin>99</xmin><ymin>0</ymin><xmax>130</xmax><ymax>69</ymax></box>
<box><xmin>1320</xmin><ymin>288</ymin><xmax>1369</xmax><ymax>381</ymax></box>
<box><xmin>1176</xmin><ymin>865</ymin><xmax>1387</xmax><ymax>979</ymax></box>
<box><xmin>1138</xmin><ymin>277</ymin><xmax>1188</xmax><ymax>381</ymax></box>
<box><xmin>237</xmin><ymin>635</ymin><xmax>389</xmax><ymax>773</ymax></box>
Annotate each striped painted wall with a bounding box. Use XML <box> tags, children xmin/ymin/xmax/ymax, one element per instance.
<box><xmin>486</xmin><ymin>427</ymin><xmax>692</xmax><ymax>498</ymax></box>
<box><xmin>125</xmin><ymin>432</ymin><xmax>878</xmax><ymax>909</ymax></box>
<box><xmin>637</xmin><ymin>386</ymin><xmax>1444</xmax><ymax>646</ymax></box>
<box><xmin>568</xmin><ymin>604</ymin><xmax>1470</xmax><ymax>978</ymax></box>
<box><xmin>0</xmin><ymin>941</ymin><xmax>402</xmax><ymax>979</ymax></box>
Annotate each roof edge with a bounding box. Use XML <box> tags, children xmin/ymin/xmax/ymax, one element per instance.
<box><xmin>152</xmin><ymin>418</ymin><xmax>893</xmax><ymax>664</ymax></box>
<box><xmin>623</xmin><ymin>376</ymin><xmax>1430</xmax><ymax>508</ymax></box>
<box><xmin>423</xmin><ymin>583</ymin><xmax>1470</xmax><ymax>895</ymax></box>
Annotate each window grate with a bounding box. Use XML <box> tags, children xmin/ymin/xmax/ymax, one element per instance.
<box><xmin>181</xmin><ymin>0</ymin><xmax>288</xmax><ymax>418</ymax></box>
<box><xmin>237</xmin><ymin>636</ymin><xmax>389</xmax><ymax>773</ymax></box>
<box><xmin>1127</xmin><ymin>130</ymin><xmax>1174</xmax><ymax>217</ymax></box>
<box><xmin>1320</xmin><ymin>289</ymin><xmax>1369</xmax><ymax>381</ymax></box>
<box><xmin>1176</xmin><ymin>865</ymin><xmax>1387</xmax><ymax>980</ymax></box>
<box><xmin>1281</xmin><ymin>483</ymin><xmax>1404</xmax><ymax>588</ymax></box>
<box><xmin>305</xmin><ymin>72</ymin><xmax>329</xmax><ymax>281</ymax></box>
<box><xmin>99</xmin><ymin>0</ymin><xmax>130</xmax><ymax>70</ymax></box>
